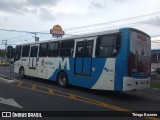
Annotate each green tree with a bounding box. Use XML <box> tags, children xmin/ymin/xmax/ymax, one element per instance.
<box><xmin>0</xmin><ymin>50</ymin><xmax>5</xmax><ymax>57</ymax></box>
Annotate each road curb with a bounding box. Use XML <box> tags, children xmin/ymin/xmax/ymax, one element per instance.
<box><xmin>0</xmin><ymin>75</ymin><xmax>19</xmax><ymax>84</ymax></box>
<box><xmin>151</xmin><ymin>88</ymin><xmax>160</xmax><ymax>91</ymax></box>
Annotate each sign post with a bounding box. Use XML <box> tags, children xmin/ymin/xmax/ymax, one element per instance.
<box><xmin>6</xmin><ymin>45</ymin><xmax>14</xmax><ymax>80</ymax></box>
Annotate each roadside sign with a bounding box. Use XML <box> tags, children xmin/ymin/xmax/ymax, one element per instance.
<box><xmin>50</xmin><ymin>25</ymin><xmax>65</xmax><ymax>38</ymax></box>
<box><xmin>6</xmin><ymin>45</ymin><xmax>14</xmax><ymax>80</ymax></box>
<box><xmin>6</xmin><ymin>45</ymin><xmax>14</xmax><ymax>59</ymax></box>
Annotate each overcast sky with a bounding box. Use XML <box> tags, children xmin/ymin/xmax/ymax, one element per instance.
<box><xmin>0</xmin><ymin>0</ymin><xmax>160</xmax><ymax>49</ymax></box>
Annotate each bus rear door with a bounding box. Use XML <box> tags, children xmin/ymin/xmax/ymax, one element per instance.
<box><xmin>75</xmin><ymin>37</ymin><xmax>95</xmax><ymax>76</ymax></box>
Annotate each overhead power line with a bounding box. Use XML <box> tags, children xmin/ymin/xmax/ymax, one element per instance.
<box><xmin>64</xmin><ymin>11</ymin><xmax>160</xmax><ymax>31</ymax></box>
<box><xmin>0</xmin><ymin>11</ymin><xmax>160</xmax><ymax>41</ymax></box>
<box><xmin>0</xmin><ymin>29</ymin><xmax>49</xmax><ymax>34</ymax></box>
<box><xmin>11</xmin><ymin>11</ymin><xmax>160</xmax><ymax>34</ymax></box>
<box><xmin>4</xmin><ymin>34</ymin><xmax>30</xmax><ymax>41</ymax></box>
<box><xmin>68</xmin><ymin>18</ymin><xmax>160</xmax><ymax>35</ymax></box>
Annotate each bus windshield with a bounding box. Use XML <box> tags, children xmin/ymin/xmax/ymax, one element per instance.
<box><xmin>129</xmin><ymin>30</ymin><xmax>151</xmax><ymax>78</ymax></box>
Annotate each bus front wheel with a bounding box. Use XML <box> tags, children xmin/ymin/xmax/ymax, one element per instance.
<box><xmin>57</xmin><ymin>72</ymin><xmax>68</xmax><ymax>87</ymax></box>
<box><xmin>19</xmin><ymin>67</ymin><xmax>26</xmax><ymax>78</ymax></box>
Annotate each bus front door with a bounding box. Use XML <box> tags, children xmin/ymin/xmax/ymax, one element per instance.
<box><xmin>29</xmin><ymin>45</ymin><xmax>38</xmax><ymax>69</ymax></box>
<box><xmin>75</xmin><ymin>40</ymin><xmax>94</xmax><ymax>76</ymax></box>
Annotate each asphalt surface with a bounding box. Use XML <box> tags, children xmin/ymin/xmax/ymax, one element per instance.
<box><xmin>0</xmin><ymin>65</ymin><xmax>160</xmax><ymax>120</ymax></box>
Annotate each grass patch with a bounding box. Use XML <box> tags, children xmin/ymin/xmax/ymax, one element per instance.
<box><xmin>150</xmin><ymin>81</ymin><xmax>160</xmax><ymax>89</ymax></box>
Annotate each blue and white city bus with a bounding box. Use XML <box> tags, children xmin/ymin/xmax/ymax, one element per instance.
<box><xmin>14</xmin><ymin>28</ymin><xmax>151</xmax><ymax>91</ymax></box>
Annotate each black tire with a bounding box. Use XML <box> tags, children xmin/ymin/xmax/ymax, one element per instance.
<box><xmin>19</xmin><ymin>67</ymin><xmax>26</xmax><ymax>78</ymax></box>
<box><xmin>57</xmin><ymin>72</ymin><xmax>68</xmax><ymax>87</ymax></box>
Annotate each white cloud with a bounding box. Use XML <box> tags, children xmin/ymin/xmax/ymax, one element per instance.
<box><xmin>26</xmin><ymin>0</ymin><xmax>58</xmax><ymax>7</ymax></box>
<box><xmin>0</xmin><ymin>0</ymin><xmax>59</xmax><ymax>15</ymax></box>
<box><xmin>39</xmin><ymin>7</ymin><xmax>55</xmax><ymax>21</ymax></box>
<box><xmin>0</xmin><ymin>0</ymin><xmax>160</xmax><ymax>49</ymax></box>
<box><xmin>89</xmin><ymin>2</ymin><xmax>107</xmax><ymax>9</ymax></box>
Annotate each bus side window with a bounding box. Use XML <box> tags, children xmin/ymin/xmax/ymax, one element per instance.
<box><xmin>14</xmin><ymin>46</ymin><xmax>22</xmax><ymax>61</ymax></box>
<box><xmin>30</xmin><ymin>46</ymin><xmax>38</xmax><ymax>57</ymax></box>
<box><xmin>39</xmin><ymin>43</ymin><xmax>48</xmax><ymax>57</ymax></box>
<box><xmin>84</xmin><ymin>45</ymin><xmax>93</xmax><ymax>57</ymax></box>
<box><xmin>77</xmin><ymin>47</ymin><xmax>83</xmax><ymax>56</ymax></box>
<box><xmin>76</xmin><ymin>41</ymin><xmax>84</xmax><ymax>57</ymax></box>
<box><xmin>112</xmin><ymin>48</ymin><xmax>117</xmax><ymax>56</ymax></box>
<box><xmin>60</xmin><ymin>40</ymin><xmax>74</xmax><ymax>57</ymax></box>
<box><xmin>95</xmin><ymin>34</ymin><xmax>121</xmax><ymax>58</ymax></box>
<box><xmin>49</xmin><ymin>42</ymin><xmax>59</xmax><ymax>57</ymax></box>
<box><xmin>22</xmin><ymin>45</ymin><xmax>30</xmax><ymax>57</ymax></box>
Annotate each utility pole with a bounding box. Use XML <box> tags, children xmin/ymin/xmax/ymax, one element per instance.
<box><xmin>34</xmin><ymin>33</ymin><xmax>37</xmax><ymax>42</ymax></box>
<box><xmin>32</xmin><ymin>33</ymin><xmax>39</xmax><ymax>42</ymax></box>
<box><xmin>2</xmin><ymin>40</ymin><xmax>7</xmax><ymax>53</ymax></box>
<box><xmin>2</xmin><ymin>40</ymin><xmax>7</xmax><ymax>58</ymax></box>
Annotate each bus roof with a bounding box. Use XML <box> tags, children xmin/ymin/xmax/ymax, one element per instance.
<box><xmin>16</xmin><ymin>28</ymin><xmax>120</xmax><ymax>46</ymax></box>
<box><xmin>16</xmin><ymin>27</ymin><xmax>150</xmax><ymax>46</ymax></box>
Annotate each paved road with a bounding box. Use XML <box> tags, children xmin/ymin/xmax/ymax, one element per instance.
<box><xmin>0</xmin><ymin>66</ymin><xmax>160</xmax><ymax>120</ymax></box>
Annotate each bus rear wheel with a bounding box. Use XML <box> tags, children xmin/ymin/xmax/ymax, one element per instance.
<box><xmin>57</xmin><ymin>72</ymin><xmax>68</xmax><ymax>87</ymax></box>
<box><xmin>19</xmin><ymin>67</ymin><xmax>26</xmax><ymax>78</ymax></box>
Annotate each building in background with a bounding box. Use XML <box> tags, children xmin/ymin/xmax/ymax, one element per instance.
<box><xmin>151</xmin><ymin>49</ymin><xmax>160</xmax><ymax>69</ymax></box>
